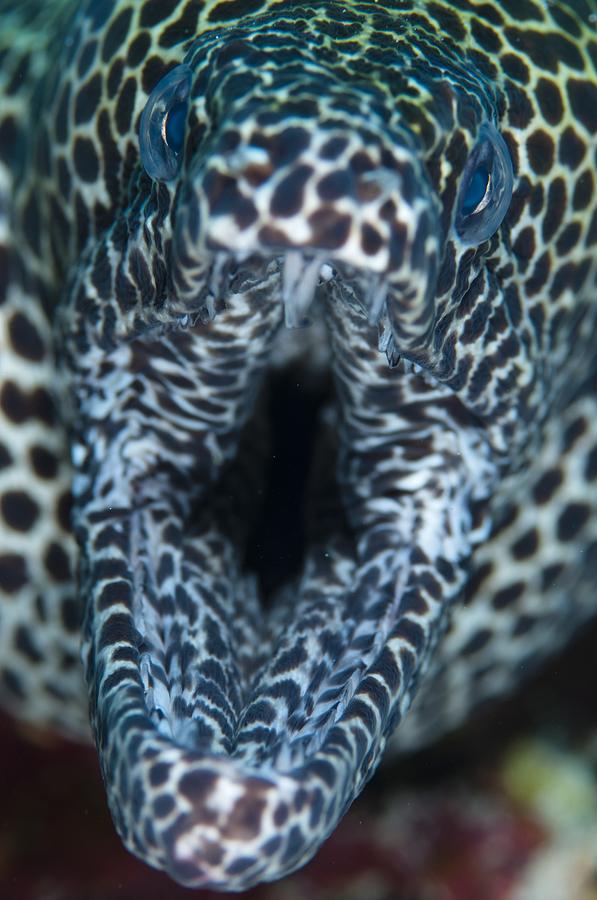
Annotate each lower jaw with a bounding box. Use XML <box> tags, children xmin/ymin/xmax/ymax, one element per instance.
<box><xmin>75</xmin><ymin>283</ymin><xmax>495</xmax><ymax>889</ymax></box>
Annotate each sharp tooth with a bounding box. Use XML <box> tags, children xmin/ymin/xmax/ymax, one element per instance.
<box><xmin>200</xmin><ymin>294</ymin><xmax>216</xmax><ymax>322</ymax></box>
<box><xmin>193</xmin><ymin>257</ymin><xmax>229</xmax><ymax>324</ymax></box>
<box><xmin>282</xmin><ymin>252</ymin><xmax>321</xmax><ymax>327</ymax></box>
<box><xmin>378</xmin><ymin>319</ymin><xmax>400</xmax><ymax>367</ymax></box>
<box><xmin>366</xmin><ymin>278</ymin><xmax>387</xmax><ymax>325</ymax></box>
<box><xmin>319</xmin><ymin>263</ymin><xmax>335</xmax><ymax>283</ymax></box>
<box><xmin>386</xmin><ymin>336</ymin><xmax>401</xmax><ymax>367</ymax></box>
<box><xmin>208</xmin><ymin>256</ymin><xmax>227</xmax><ymax>297</ymax></box>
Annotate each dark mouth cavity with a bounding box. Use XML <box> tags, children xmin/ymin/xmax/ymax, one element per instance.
<box><xmin>244</xmin><ymin>361</ymin><xmax>337</xmax><ymax>604</ymax></box>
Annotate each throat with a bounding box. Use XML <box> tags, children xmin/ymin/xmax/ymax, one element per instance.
<box><xmin>244</xmin><ymin>363</ymin><xmax>336</xmax><ymax>604</ymax></box>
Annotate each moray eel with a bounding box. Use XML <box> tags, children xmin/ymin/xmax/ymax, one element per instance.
<box><xmin>0</xmin><ymin>0</ymin><xmax>596</xmax><ymax>890</ymax></box>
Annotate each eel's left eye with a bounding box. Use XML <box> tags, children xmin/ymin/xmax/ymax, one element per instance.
<box><xmin>455</xmin><ymin>122</ymin><xmax>513</xmax><ymax>246</ymax></box>
<box><xmin>139</xmin><ymin>64</ymin><xmax>192</xmax><ymax>182</ymax></box>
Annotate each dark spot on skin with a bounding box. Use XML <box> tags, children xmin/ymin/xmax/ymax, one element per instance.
<box><xmin>556</xmin><ymin>502</ymin><xmax>590</xmax><ymax>541</ymax></box>
<box><xmin>559</xmin><ymin>126</ymin><xmax>586</xmax><ymax>169</ymax></box>
<box><xmin>56</xmin><ymin>490</ymin><xmax>72</xmax><ymax>532</ymax></box>
<box><xmin>586</xmin><ymin>208</ymin><xmax>597</xmax><ymax>248</ymax></box>
<box><xmin>260</xmin><ymin>127</ymin><xmax>310</xmax><ymax>169</ymax></box>
<box><xmin>127</xmin><ymin>31</ymin><xmax>151</xmax><ymax>67</ymax></box>
<box><xmin>469</xmin><ymin>49</ymin><xmax>499</xmax><ymax>80</ymax></box>
<box><xmin>427</xmin><ymin>2</ymin><xmax>466</xmax><ymax>40</ymax></box>
<box><xmin>270</xmin><ymin>164</ymin><xmax>313</xmax><ymax>218</ymax></box>
<box><xmin>179</xmin><ymin>769</ymin><xmax>218</xmax><ymax>803</ymax></box>
<box><xmin>139</xmin><ymin>0</ymin><xmax>180</xmax><ymax>27</ymax></box>
<box><xmin>500</xmin><ymin>52</ymin><xmax>530</xmax><ymax>84</ymax></box>
<box><xmin>535</xmin><ymin>77</ymin><xmax>564</xmax><ymax>126</ymax></box>
<box><xmin>86</xmin><ymin>0</ymin><xmax>113</xmax><ymax>30</ymax></box>
<box><xmin>115</xmin><ymin>75</ymin><xmax>137</xmax><ymax>135</ymax></box>
<box><xmin>208</xmin><ymin>0</ymin><xmax>264</xmax><ymax>22</ymax></box>
<box><xmin>0</xmin><ymin>381</ymin><xmax>54</xmax><ymax>426</ymax></box>
<box><xmin>349</xmin><ymin>150</ymin><xmax>376</xmax><ymax>175</ymax></box>
<box><xmin>1</xmin><ymin>490</ymin><xmax>39</xmax><ymax>531</ymax></box>
<box><xmin>1</xmin><ymin>669</ymin><xmax>25</xmax><ymax>699</ymax></box>
<box><xmin>505</xmin><ymin>80</ymin><xmax>534</xmax><ymax>129</ymax></box>
<box><xmin>8</xmin><ymin>312</ymin><xmax>45</xmax><ymax>361</ymax></box>
<box><xmin>471</xmin><ymin>19</ymin><xmax>501</xmax><ymax>53</ymax></box>
<box><xmin>524</xmin><ymin>250</ymin><xmax>550</xmax><ymax>297</ymax></box>
<box><xmin>15</xmin><ymin>625</ymin><xmax>43</xmax><ymax>664</ymax></box>
<box><xmin>584</xmin><ymin>445</ymin><xmax>597</xmax><ymax>482</ymax></box>
<box><xmin>158</xmin><ymin>3</ymin><xmax>201</xmax><ymax>47</ymax></box>
<box><xmin>74</xmin><ymin>73</ymin><xmax>102</xmax><ymax>125</ymax></box>
<box><xmin>149</xmin><ymin>763</ymin><xmax>170</xmax><ymax>787</ymax></box>
<box><xmin>572</xmin><ymin>170</ymin><xmax>593</xmax><ymax>212</ymax></box>
<box><xmin>0</xmin><ymin>554</ymin><xmax>28</xmax><ymax>593</ymax></box>
<box><xmin>223</xmin><ymin>795</ymin><xmax>267</xmax><ymax>840</ymax></box>
<box><xmin>512</xmin><ymin>226</ymin><xmax>535</xmax><ymax>268</ymax></box>
<box><xmin>566</xmin><ymin>79</ymin><xmax>597</xmax><ymax>135</ymax></box>
<box><xmin>492</xmin><ymin>581</ymin><xmax>525</xmax><ymax>610</ymax></box>
<box><xmin>549</xmin><ymin>4</ymin><xmax>582</xmax><ymax>38</ymax></box>
<box><xmin>60</xmin><ymin>597</ymin><xmax>81</xmax><ymax>633</ymax></box>
<box><xmin>0</xmin><ymin>115</ymin><xmax>19</xmax><ymax>170</ymax></box>
<box><xmin>0</xmin><ymin>445</ymin><xmax>11</xmax><ymax>470</ymax></box>
<box><xmin>44</xmin><ymin>542</ymin><xmax>71</xmax><ymax>582</ymax></box>
<box><xmin>54</xmin><ymin>82</ymin><xmax>71</xmax><ymax>145</ymax></box>
<box><xmin>505</xmin><ymin>28</ymin><xmax>583</xmax><ymax>73</ymax></box>
<box><xmin>562</xmin><ymin>416</ymin><xmax>587</xmax><ymax>452</ymax></box>
<box><xmin>101</xmin><ymin>6</ymin><xmax>133</xmax><ymax>63</ymax></box>
<box><xmin>500</xmin><ymin>0</ymin><xmax>544</xmax><ymax>21</ymax></box>
<box><xmin>153</xmin><ymin>795</ymin><xmax>175</xmax><ymax>818</ymax></box>
<box><xmin>258</xmin><ymin>225</ymin><xmax>289</xmax><ymax>248</ymax></box>
<box><xmin>540</xmin><ymin>562</ymin><xmax>564</xmax><ymax>591</ymax></box>
<box><xmin>107</xmin><ymin>58</ymin><xmax>124</xmax><ymax>98</ymax></box>
<box><xmin>512</xmin><ymin>615</ymin><xmax>537</xmax><ymax>637</ymax></box>
<box><xmin>308</xmin><ymin>208</ymin><xmax>351</xmax><ymax>250</ymax></box>
<box><xmin>361</xmin><ymin>223</ymin><xmax>383</xmax><ymax>256</ymax></box>
<box><xmin>532</xmin><ymin>467</ymin><xmax>564</xmax><ymax>505</ymax></box>
<box><xmin>463</xmin><ymin>561</ymin><xmax>493</xmax><ymax>604</ymax></box>
<box><xmin>528</xmin><ymin>182</ymin><xmax>544</xmax><ymax>217</ymax></box>
<box><xmin>317</xmin><ymin>169</ymin><xmax>352</xmax><ymax>202</ymax></box>
<box><xmin>555</xmin><ymin>222</ymin><xmax>581</xmax><ymax>256</ymax></box>
<box><xmin>57</xmin><ymin>156</ymin><xmax>71</xmax><ymax>202</ymax></box>
<box><xmin>320</xmin><ymin>136</ymin><xmax>348</xmax><ymax>160</ymax></box>
<box><xmin>461</xmin><ymin>628</ymin><xmax>492</xmax><ymax>656</ymax></box>
<box><xmin>77</xmin><ymin>38</ymin><xmax>97</xmax><ymax>79</ymax></box>
<box><xmin>511</xmin><ymin>527</ymin><xmax>539</xmax><ymax>560</ymax></box>
<box><xmin>273</xmin><ymin>802</ymin><xmax>289</xmax><ymax>827</ymax></box>
<box><xmin>74</xmin><ymin>136</ymin><xmax>100</xmax><ymax>182</ymax></box>
<box><xmin>22</xmin><ymin>191</ymin><xmax>41</xmax><ymax>256</ymax></box>
<box><xmin>204</xmin><ymin>170</ymin><xmax>246</xmax><ymax>218</ymax></box>
<box><xmin>526</xmin><ymin>129</ymin><xmax>554</xmax><ymax>175</ymax></box>
<box><xmin>542</xmin><ymin>177</ymin><xmax>566</xmax><ymax>243</ymax></box>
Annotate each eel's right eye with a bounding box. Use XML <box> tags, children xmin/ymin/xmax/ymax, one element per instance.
<box><xmin>139</xmin><ymin>64</ymin><xmax>192</xmax><ymax>182</ymax></box>
<box><xmin>454</xmin><ymin>121</ymin><xmax>514</xmax><ymax>246</ymax></box>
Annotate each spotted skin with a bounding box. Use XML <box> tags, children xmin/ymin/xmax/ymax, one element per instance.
<box><xmin>0</xmin><ymin>0</ymin><xmax>596</xmax><ymax>890</ymax></box>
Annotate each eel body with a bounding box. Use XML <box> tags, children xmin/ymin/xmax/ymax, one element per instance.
<box><xmin>0</xmin><ymin>0</ymin><xmax>596</xmax><ymax>889</ymax></box>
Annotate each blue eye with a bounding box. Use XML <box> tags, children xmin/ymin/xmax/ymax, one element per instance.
<box><xmin>164</xmin><ymin>101</ymin><xmax>187</xmax><ymax>154</ymax></box>
<box><xmin>139</xmin><ymin>64</ymin><xmax>192</xmax><ymax>182</ymax></box>
<box><xmin>460</xmin><ymin>165</ymin><xmax>490</xmax><ymax>216</ymax></box>
<box><xmin>455</xmin><ymin>122</ymin><xmax>513</xmax><ymax>246</ymax></box>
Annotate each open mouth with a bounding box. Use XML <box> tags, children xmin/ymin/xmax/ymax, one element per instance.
<box><xmin>67</xmin><ymin>248</ymin><xmax>498</xmax><ymax>890</ymax></box>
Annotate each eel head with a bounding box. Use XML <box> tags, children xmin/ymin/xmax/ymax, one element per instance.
<box><xmin>58</xmin><ymin>9</ymin><xmax>583</xmax><ymax>891</ymax></box>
